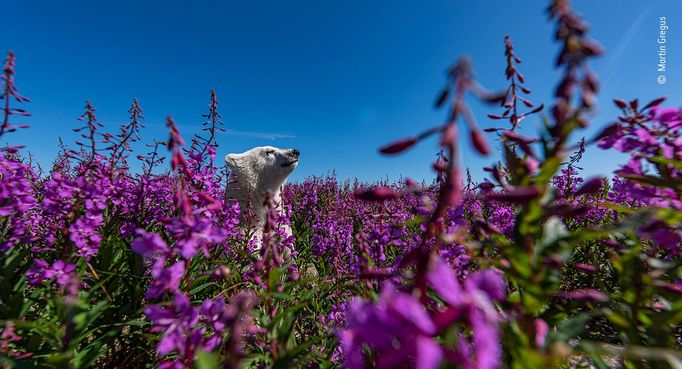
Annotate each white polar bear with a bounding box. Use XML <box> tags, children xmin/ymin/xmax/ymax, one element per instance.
<box><xmin>225</xmin><ymin>146</ymin><xmax>300</xmax><ymax>242</ymax></box>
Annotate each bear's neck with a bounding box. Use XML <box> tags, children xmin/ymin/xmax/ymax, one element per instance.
<box><xmin>226</xmin><ymin>168</ymin><xmax>285</xmax><ymax>228</ymax></box>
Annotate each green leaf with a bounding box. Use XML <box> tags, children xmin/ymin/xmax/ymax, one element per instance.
<box><xmin>272</xmin><ymin>338</ymin><xmax>321</xmax><ymax>369</ymax></box>
<box><xmin>196</xmin><ymin>350</ymin><xmax>221</xmax><ymax>369</ymax></box>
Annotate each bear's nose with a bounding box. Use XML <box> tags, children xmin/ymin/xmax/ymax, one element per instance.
<box><xmin>289</xmin><ymin>149</ymin><xmax>300</xmax><ymax>158</ymax></box>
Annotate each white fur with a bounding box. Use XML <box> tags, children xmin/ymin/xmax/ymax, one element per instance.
<box><xmin>225</xmin><ymin>146</ymin><xmax>299</xmax><ymax>240</ymax></box>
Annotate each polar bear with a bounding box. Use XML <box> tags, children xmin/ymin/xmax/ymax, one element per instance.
<box><xmin>225</xmin><ymin>146</ymin><xmax>300</xmax><ymax>241</ymax></box>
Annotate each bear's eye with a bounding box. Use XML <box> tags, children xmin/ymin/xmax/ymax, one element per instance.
<box><xmin>264</xmin><ymin>149</ymin><xmax>275</xmax><ymax>156</ymax></box>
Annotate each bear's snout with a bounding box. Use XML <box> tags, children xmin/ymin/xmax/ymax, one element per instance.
<box><xmin>289</xmin><ymin>149</ymin><xmax>300</xmax><ymax>158</ymax></box>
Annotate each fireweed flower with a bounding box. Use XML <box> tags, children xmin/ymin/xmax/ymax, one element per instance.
<box><xmin>131</xmin><ymin>229</ymin><xmax>170</xmax><ymax>257</ymax></box>
<box><xmin>25</xmin><ymin>259</ymin><xmax>50</xmax><ymax>286</ymax></box>
<box><xmin>184</xmin><ymin>88</ymin><xmax>225</xmax><ymax>171</ymax></box>
<box><xmin>25</xmin><ymin>259</ymin><xmax>80</xmax><ymax>296</ymax></box>
<box><xmin>165</xmin><ymin>213</ymin><xmax>228</xmax><ymax>259</ymax></box>
<box><xmin>43</xmin><ymin>260</ymin><xmax>78</xmax><ymax>287</ymax></box>
<box><xmin>597</xmin><ymin>100</ymin><xmax>682</xmax><ymax>253</ymax></box>
<box><xmin>36</xmin><ymin>158</ymin><xmax>114</xmax><ymax>259</ymax></box>
<box><xmin>0</xmin><ymin>322</ymin><xmax>32</xmax><ymax>360</ymax></box>
<box><xmin>133</xmin><ymin>116</ymin><xmax>254</xmax><ymax>369</ymax></box>
<box><xmin>202</xmin><ymin>291</ymin><xmax>259</xmax><ymax>363</ymax></box>
<box><xmin>534</xmin><ymin>319</ymin><xmax>549</xmax><ymax>348</ymax></box>
<box><xmin>555</xmin><ymin>289</ymin><xmax>608</xmax><ymax>303</ymax></box>
<box><xmin>2</xmin><ymin>4</ymin><xmax>682</xmax><ymax>365</ymax></box>
<box><xmin>486</xmin><ymin>35</ymin><xmax>544</xmax><ymax>130</ymax></box>
<box><xmin>130</xmin><ymin>232</ymin><xmax>178</xmax><ymax>297</ymax></box>
<box><xmin>339</xmin><ymin>283</ymin><xmax>441</xmax><ymax>369</ymax></box>
<box><xmin>0</xmin><ymin>153</ymin><xmax>36</xmax><ymax>251</ymax></box>
<box><xmin>1</xmin><ymin>51</ymin><xmax>31</xmax><ymax>143</ymax></box>
<box><xmin>311</xmin><ymin>214</ymin><xmax>353</xmax><ymax>257</ymax></box>
<box><xmin>145</xmin><ymin>293</ymin><xmax>202</xmax><ymax>358</ymax></box>
<box><xmin>199</xmin><ymin>297</ymin><xmax>229</xmax><ymax>350</ymax></box>
<box><xmin>145</xmin><ymin>292</ymin><xmax>259</xmax><ymax>368</ymax></box>
<box><xmin>487</xmin><ymin>186</ymin><xmax>541</xmax><ymax>204</ymax></box>
<box><xmin>69</xmin><ymin>216</ymin><xmax>104</xmax><ymax>259</ymax></box>
<box><xmin>248</xmin><ymin>192</ymin><xmax>298</xmax><ymax>285</ymax></box>
<box><xmin>552</xmin><ymin>166</ymin><xmax>584</xmax><ymax>198</ymax></box>
<box><xmin>340</xmin><ymin>257</ymin><xmax>505</xmax><ymax>369</ymax></box>
<box><xmin>146</xmin><ymin>261</ymin><xmax>185</xmax><ymax>299</ymax></box>
<box><xmin>379</xmin><ymin>137</ymin><xmax>418</xmax><ymax>155</ymax></box>
<box><xmin>427</xmin><ymin>257</ymin><xmax>504</xmax><ymax>369</ymax></box>
<box><xmin>465</xmin><ymin>269</ymin><xmax>507</xmax><ymax>302</ymax></box>
<box><xmin>354</xmin><ymin>186</ymin><xmax>398</xmax><ymax>201</ymax></box>
<box><xmin>637</xmin><ymin>220</ymin><xmax>682</xmax><ymax>256</ymax></box>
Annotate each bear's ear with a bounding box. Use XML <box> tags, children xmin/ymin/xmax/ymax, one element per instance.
<box><xmin>225</xmin><ymin>154</ymin><xmax>239</xmax><ymax>168</ymax></box>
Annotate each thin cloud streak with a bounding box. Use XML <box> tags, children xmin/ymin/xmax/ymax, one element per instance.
<box><xmin>602</xmin><ymin>3</ymin><xmax>652</xmax><ymax>87</ymax></box>
<box><xmin>223</xmin><ymin>130</ymin><xmax>297</xmax><ymax>140</ymax></box>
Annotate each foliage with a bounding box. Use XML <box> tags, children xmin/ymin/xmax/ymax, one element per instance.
<box><xmin>1</xmin><ymin>1</ymin><xmax>681</xmax><ymax>368</ymax></box>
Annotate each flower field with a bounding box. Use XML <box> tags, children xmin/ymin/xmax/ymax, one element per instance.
<box><xmin>1</xmin><ymin>1</ymin><xmax>681</xmax><ymax>368</ymax></box>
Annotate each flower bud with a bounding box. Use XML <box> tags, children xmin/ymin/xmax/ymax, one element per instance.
<box><xmin>642</xmin><ymin>96</ymin><xmax>667</xmax><ymax>110</ymax></box>
<box><xmin>555</xmin><ymin>289</ymin><xmax>608</xmax><ymax>303</ymax></box>
<box><xmin>574</xmin><ymin>263</ymin><xmax>596</xmax><ymax>273</ymax></box>
<box><xmin>487</xmin><ymin>187</ymin><xmax>540</xmax><ymax>204</ymax></box>
<box><xmin>613</xmin><ymin>99</ymin><xmax>628</xmax><ymax>109</ymax></box>
<box><xmin>470</xmin><ymin>129</ymin><xmax>490</xmax><ymax>155</ymax></box>
<box><xmin>478</xmin><ymin>181</ymin><xmax>495</xmax><ymax>191</ymax></box>
<box><xmin>354</xmin><ymin>187</ymin><xmax>398</xmax><ymax>201</ymax></box>
<box><xmin>433</xmin><ymin>160</ymin><xmax>447</xmax><ymax>172</ymax></box>
<box><xmin>212</xmin><ymin>265</ymin><xmax>232</xmax><ymax>280</ymax></box>
<box><xmin>575</xmin><ymin>177</ymin><xmax>604</xmax><ymax>196</ymax></box>
<box><xmin>581</xmin><ymin>40</ymin><xmax>604</xmax><ymax>56</ymax></box>
<box><xmin>440</xmin><ymin>124</ymin><xmax>456</xmax><ymax>147</ymax></box>
<box><xmin>534</xmin><ymin>319</ymin><xmax>549</xmax><ymax>348</ymax></box>
<box><xmin>379</xmin><ymin>137</ymin><xmax>418</xmax><ymax>155</ymax></box>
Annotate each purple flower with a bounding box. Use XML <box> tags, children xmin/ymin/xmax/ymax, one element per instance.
<box><xmin>573</xmin><ymin>263</ymin><xmax>597</xmax><ymax>273</ymax></box>
<box><xmin>0</xmin><ymin>153</ymin><xmax>37</xmax><ymax>251</ymax></box>
<box><xmin>534</xmin><ymin>319</ymin><xmax>549</xmax><ymax>348</ymax></box>
<box><xmin>146</xmin><ymin>261</ymin><xmax>185</xmax><ymax>299</ymax></box>
<box><xmin>555</xmin><ymin>289</ymin><xmax>608</xmax><ymax>303</ymax></box>
<box><xmin>575</xmin><ymin>176</ymin><xmax>604</xmax><ymax>196</ymax></box>
<box><xmin>25</xmin><ymin>259</ymin><xmax>49</xmax><ymax>286</ymax></box>
<box><xmin>427</xmin><ymin>257</ymin><xmax>504</xmax><ymax>369</ymax></box>
<box><xmin>650</xmin><ymin>106</ymin><xmax>682</xmax><ymax>127</ymax></box>
<box><xmin>145</xmin><ymin>293</ymin><xmax>202</xmax><ymax>357</ymax></box>
<box><xmin>69</xmin><ymin>216</ymin><xmax>103</xmax><ymax>259</ymax></box>
<box><xmin>465</xmin><ymin>269</ymin><xmax>507</xmax><ymax>302</ymax></box>
<box><xmin>340</xmin><ymin>255</ymin><xmax>505</xmax><ymax>369</ymax></box>
<box><xmin>166</xmin><ymin>214</ymin><xmax>227</xmax><ymax>259</ymax></box>
<box><xmin>131</xmin><ymin>229</ymin><xmax>169</xmax><ymax>257</ymax></box>
<box><xmin>0</xmin><ymin>322</ymin><xmax>32</xmax><ymax>359</ymax></box>
<box><xmin>469</xmin><ymin>308</ymin><xmax>501</xmax><ymax>369</ymax></box>
<box><xmin>25</xmin><ymin>259</ymin><xmax>79</xmax><ymax>295</ymax></box>
<box><xmin>428</xmin><ymin>256</ymin><xmax>464</xmax><ymax>305</ymax></box>
<box><xmin>200</xmin><ymin>297</ymin><xmax>227</xmax><ymax>339</ymax></box>
<box><xmin>638</xmin><ymin>220</ymin><xmax>682</xmax><ymax>255</ymax></box>
<box><xmin>44</xmin><ymin>260</ymin><xmax>77</xmax><ymax>287</ymax></box>
<box><xmin>487</xmin><ymin>187</ymin><xmax>541</xmax><ymax>204</ymax></box>
<box><xmin>145</xmin><ymin>291</ymin><xmax>258</xmax><ymax>368</ymax></box>
<box><xmin>339</xmin><ymin>283</ymin><xmax>439</xmax><ymax>369</ymax></box>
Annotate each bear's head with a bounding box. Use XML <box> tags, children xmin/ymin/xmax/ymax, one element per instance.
<box><xmin>225</xmin><ymin>146</ymin><xmax>300</xmax><ymax>195</ymax></box>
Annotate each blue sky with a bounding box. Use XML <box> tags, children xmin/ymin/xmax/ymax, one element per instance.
<box><xmin>3</xmin><ymin>0</ymin><xmax>681</xmax><ymax>183</ymax></box>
